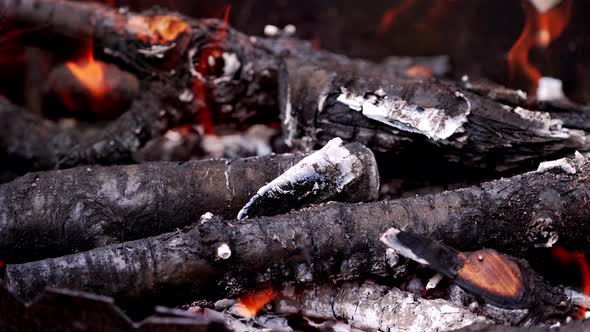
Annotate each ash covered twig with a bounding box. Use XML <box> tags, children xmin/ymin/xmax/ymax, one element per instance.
<box><xmin>0</xmin><ymin>148</ymin><xmax>377</xmax><ymax>263</ymax></box>
<box><xmin>380</xmin><ymin>228</ymin><xmax>575</xmax><ymax>323</ymax></box>
<box><xmin>7</xmin><ymin>155</ymin><xmax>590</xmax><ymax>305</ymax></box>
<box><xmin>237</xmin><ymin>138</ymin><xmax>379</xmax><ymax>220</ymax></box>
<box><xmin>279</xmin><ymin>58</ymin><xmax>590</xmax><ymax>171</ymax></box>
<box><xmin>274</xmin><ymin>280</ymin><xmax>487</xmax><ymax>332</ymax></box>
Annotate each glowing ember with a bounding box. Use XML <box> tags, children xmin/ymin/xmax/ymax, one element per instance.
<box><xmin>507</xmin><ymin>0</ymin><xmax>572</xmax><ymax>98</ymax></box>
<box><xmin>191</xmin><ymin>5</ymin><xmax>231</xmax><ymax>135</ymax></box>
<box><xmin>128</xmin><ymin>15</ymin><xmax>190</xmax><ymax>44</ymax></box>
<box><xmin>234</xmin><ymin>287</ymin><xmax>276</xmax><ymax>318</ymax></box>
<box><xmin>66</xmin><ymin>45</ymin><xmax>107</xmax><ymax>98</ymax></box>
<box><xmin>0</xmin><ymin>261</ymin><xmax>4</xmax><ymax>269</ymax></box>
<box><xmin>379</xmin><ymin>0</ymin><xmax>417</xmax><ymax>34</ymax></box>
<box><xmin>405</xmin><ymin>64</ymin><xmax>433</xmax><ymax>78</ymax></box>
<box><xmin>552</xmin><ymin>246</ymin><xmax>590</xmax><ymax>319</ymax></box>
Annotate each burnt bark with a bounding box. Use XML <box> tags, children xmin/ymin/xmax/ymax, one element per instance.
<box><xmin>6</xmin><ymin>157</ymin><xmax>590</xmax><ymax>305</ymax></box>
<box><xmin>279</xmin><ymin>58</ymin><xmax>590</xmax><ymax>171</ymax></box>
<box><xmin>274</xmin><ymin>280</ymin><xmax>486</xmax><ymax>331</ymax></box>
<box><xmin>0</xmin><ymin>142</ymin><xmax>377</xmax><ymax>263</ymax></box>
<box><xmin>0</xmin><ymin>80</ymin><xmax>191</xmax><ymax>177</ymax></box>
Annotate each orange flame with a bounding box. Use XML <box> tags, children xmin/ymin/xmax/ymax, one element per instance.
<box><xmin>191</xmin><ymin>5</ymin><xmax>231</xmax><ymax>135</ymax></box>
<box><xmin>128</xmin><ymin>15</ymin><xmax>190</xmax><ymax>44</ymax></box>
<box><xmin>379</xmin><ymin>0</ymin><xmax>417</xmax><ymax>34</ymax></box>
<box><xmin>405</xmin><ymin>64</ymin><xmax>433</xmax><ymax>78</ymax></box>
<box><xmin>234</xmin><ymin>287</ymin><xmax>276</xmax><ymax>318</ymax></box>
<box><xmin>507</xmin><ymin>0</ymin><xmax>573</xmax><ymax>98</ymax></box>
<box><xmin>552</xmin><ymin>246</ymin><xmax>590</xmax><ymax>319</ymax></box>
<box><xmin>66</xmin><ymin>44</ymin><xmax>107</xmax><ymax>98</ymax></box>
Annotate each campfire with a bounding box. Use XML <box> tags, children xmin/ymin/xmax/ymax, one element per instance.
<box><xmin>2</xmin><ymin>0</ymin><xmax>590</xmax><ymax>331</ymax></box>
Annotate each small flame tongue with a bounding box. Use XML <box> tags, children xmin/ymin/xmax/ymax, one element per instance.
<box><xmin>66</xmin><ymin>43</ymin><xmax>107</xmax><ymax>98</ymax></box>
<box><xmin>233</xmin><ymin>287</ymin><xmax>276</xmax><ymax>318</ymax></box>
<box><xmin>552</xmin><ymin>246</ymin><xmax>590</xmax><ymax>319</ymax></box>
<box><xmin>507</xmin><ymin>0</ymin><xmax>572</xmax><ymax>99</ymax></box>
<box><xmin>127</xmin><ymin>15</ymin><xmax>190</xmax><ymax>44</ymax></box>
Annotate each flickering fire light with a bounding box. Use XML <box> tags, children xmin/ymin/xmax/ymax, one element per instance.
<box><xmin>192</xmin><ymin>5</ymin><xmax>231</xmax><ymax>135</ymax></box>
<box><xmin>127</xmin><ymin>15</ymin><xmax>190</xmax><ymax>44</ymax></box>
<box><xmin>507</xmin><ymin>0</ymin><xmax>572</xmax><ymax>99</ymax></box>
<box><xmin>66</xmin><ymin>44</ymin><xmax>107</xmax><ymax>98</ymax></box>
<box><xmin>552</xmin><ymin>246</ymin><xmax>590</xmax><ymax>319</ymax></box>
<box><xmin>379</xmin><ymin>0</ymin><xmax>416</xmax><ymax>34</ymax></box>
<box><xmin>234</xmin><ymin>287</ymin><xmax>276</xmax><ymax>318</ymax></box>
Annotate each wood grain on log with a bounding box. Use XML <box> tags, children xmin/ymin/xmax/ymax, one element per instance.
<box><xmin>0</xmin><ymin>142</ymin><xmax>378</xmax><ymax>263</ymax></box>
<box><xmin>5</xmin><ymin>156</ymin><xmax>590</xmax><ymax>305</ymax></box>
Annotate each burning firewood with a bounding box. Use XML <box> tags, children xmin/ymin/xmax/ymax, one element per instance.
<box><xmin>380</xmin><ymin>228</ymin><xmax>576</xmax><ymax>324</ymax></box>
<box><xmin>45</xmin><ymin>60</ymin><xmax>140</xmax><ymax>121</ymax></box>
<box><xmin>279</xmin><ymin>58</ymin><xmax>590</xmax><ymax>171</ymax></box>
<box><xmin>237</xmin><ymin>137</ymin><xmax>379</xmax><ymax>220</ymax></box>
<box><xmin>0</xmin><ymin>139</ymin><xmax>378</xmax><ymax>263</ymax></box>
<box><xmin>0</xmin><ymin>81</ymin><xmax>188</xmax><ymax>176</ymax></box>
<box><xmin>274</xmin><ymin>280</ymin><xmax>488</xmax><ymax>331</ymax></box>
<box><xmin>5</xmin><ymin>0</ymin><xmax>588</xmax><ymax>177</ymax></box>
<box><xmin>6</xmin><ymin>154</ymin><xmax>590</xmax><ymax>306</ymax></box>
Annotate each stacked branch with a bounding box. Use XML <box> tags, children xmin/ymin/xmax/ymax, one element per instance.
<box><xmin>6</xmin><ymin>156</ymin><xmax>590</xmax><ymax>307</ymax></box>
<box><xmin>279</xmin><ymin>58</ymin><xmax>590</xmax><ymax>171</ymax></box>
<box><xmin>0</xmin><ymin>140</ymin><xmax>378</xmax><ymax>263</ymax></box>
<box><xmin>3</xmin><ymin>0</ymin><xmax>590</xmax><ymax>176</ymax></box>
<box><xmin>274</xmin><ymin>281</ymin><xmax>487</xmax><ymax>331</ymax></box>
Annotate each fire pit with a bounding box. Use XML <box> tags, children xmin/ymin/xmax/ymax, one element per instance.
<box><xmin>1</xmin><ymin>0</ymin><xmax>590</xmax><ymax>331</ymax></box>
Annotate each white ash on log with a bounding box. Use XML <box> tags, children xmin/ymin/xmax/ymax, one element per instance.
<box><xmin>6</xmin><ymin>155</ymin><xmax>590</xmax><ymax>306</ymax></box>
<box><xmin>8</xmin><ymin>0</ymin><xmax>584</xmax><ymax>178</ymax></box>
<box><xmin>274</xmin><ymin>280</ymin><xmax>488</xmax><ymax>332</ymax></box>
<box><xmin>460</xmin><ymin>76</ymin><xmax>590</xmax><ymax>132</ymax></box>
<box><xmin>237</xmin><ymin>137</ymin><xmax>379</xmax><ymax>220</ymax></box>
<box><xmin>0</xmin><ymin>140</ymin><xmax>378</xmax><ymax>263</ymax></box>
<box><xmin>279</xmin><ymin>58</ymin><xmax>590</xmax><ymax>171</ymax></box>
<box><xmin>381</xmin><ymin>228</ymin><xmax>576</xmax><ymax>324</ymax></box>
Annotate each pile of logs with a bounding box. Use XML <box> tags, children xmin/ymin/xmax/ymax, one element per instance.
<box><xmin>1</xmin><ymin>0</ymin><xmax>590</xmax><ymax>331</ymax></box>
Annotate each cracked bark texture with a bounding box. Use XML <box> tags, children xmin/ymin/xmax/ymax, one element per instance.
<box><xmin>274</xmin><ymin>281</ymin><xmax>487</xmax><ymax>332</ymax></box>
<box><xmin>6</xmin><ymin>157</ymin><xmax>590</xmax><ymax>305</ymax></box>
<box><xmin>279</xmin><ymin>58</ymin><xmax>590</xmax><ymax>172</ymax></box>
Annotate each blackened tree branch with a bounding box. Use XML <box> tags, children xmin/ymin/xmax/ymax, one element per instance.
<box><xmin>6</xmin><ymin>156</ymin><xmax>590</xmax><ymax>305</ymax></box>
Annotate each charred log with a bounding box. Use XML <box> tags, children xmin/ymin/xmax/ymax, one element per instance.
<box><xmin>6</xmin><ymin>155</ymin><xmax>590</xmax><ymax>305</ymax></box>
<box><xmin>274</xmin><ymin>280</ymin><xmax>487</xmax><ymax>331</ymax></box>
<box><xmin>0</xmin><ymin>141</ymin><xmax>378</xmax><ymax>263</ymax></box>
<box><xmin>0</xmin><ymin>81</ymin><xmax>191</xmax><ymax>177</ymax></box>
<box><xmin>381</xmin><ymin>229</ymin><xmax>576</xmax><ymax>323</ymax></box>
<box><xmin>279</xmin><ymin>58</ymin><xmax>590</xmax><ymax>171</ymax></box>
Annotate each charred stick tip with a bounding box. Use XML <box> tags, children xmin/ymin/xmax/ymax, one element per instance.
<box><xmin>237</xmin><ymin>137</ymin><xmax>378</xmax><ymax>220</ymax></box>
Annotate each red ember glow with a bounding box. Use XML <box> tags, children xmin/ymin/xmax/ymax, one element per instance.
<box><xmin>234</xmin><ymin>287</ymin><xmax>276</xmax><ymax>318</ymax></box>
<box><xmin>127</xmin><ymin>15</ymin><xmax>190</xmax><ymax>44</ymax></box>
<box><xmin>66</xmin><ymin>44</ymin><xmax>107</xmax><ymax>98</ymax></box>
<box><xmin>405</xmin><ymin>64</ymin><xmax>433</xmax><ymax>78</ymax></box>
<box><xmin>552</xmin><ymin>246</ymin><xmax>590</xmax><ymax>319</ymax></box>
<box><xmin>379</xmin><ymin>0</ymin><xmax>417</xmax><ymax>34</ymax></box>
<box><xmin>0</xmin><ymin>261</ymin><xmax>4</xmax><ymax>268</ymax></box>
<box><xmin>507</xmin><ymin>0</ymin><xmax>572</xmax><ymax>99</ymax></box>
<box><xmin>191</xmin><ymin>5</ymin><xmax>231</xmax><ymax>135</ymax></box>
